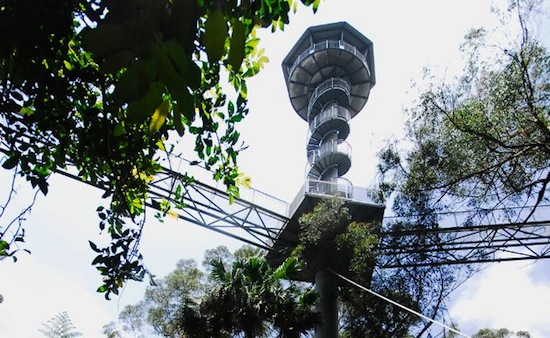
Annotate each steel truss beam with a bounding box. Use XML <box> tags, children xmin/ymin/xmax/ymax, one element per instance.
<box><xmin>55</xmin><ymin>164</ymin><xmax>550</xmax><ymax>268</ymax></box>
<box><xmin>1</xmin><ymin>118</ymin><xmax>290</xmax><ymax>250</ymax></box>
<box><xmin>56</xmin><ymin>166</ymin><xmax>290</xmax><ymax>251</ymax></box>
<box><xmin>377</xmin><ymin>219</ymin><xmax>550</xmax><ymax>268</ymax></box>
<box><xmin>3</xmin><ymin>120</ymin><xmax>550</xmax><ymax>267</ymax></box>
<box><xmin>147</xmin><ymin>167</ymin><xmax>290</xmax><ymax>250</ymax></box>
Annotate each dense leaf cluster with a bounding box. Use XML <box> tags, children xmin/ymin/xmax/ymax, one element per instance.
<box><xmin>378</xmin><ymin>0</ymin><xmax>550</xmax><ymax>225</ymax></box>
<box><xmin>295</xmin><ymin>198</ymin><xmax>464</xmax><ymax>337</ymax></box>
<box><xmin>118</xmin><ymin>246</ymin><xmax>318</xmax><ymax>338</ymax></box>
<box><xmin>295</xmin><ymin>198</ymin><xmax>378</xmax><ymax>274</ymax></box>
<box><xmin>0</xmin><ymin>0</ymin><xmax>320</xmax><ymax>297</ymax></box>
<box><xmin>473</xmin><ymin>328</ymin><xmax>531</xmax><ymax>338</ymax></box>
<box><xmin>369</xmin><ymin>1</ymin><xmax>547</xmax><ymax>336</ymax></box>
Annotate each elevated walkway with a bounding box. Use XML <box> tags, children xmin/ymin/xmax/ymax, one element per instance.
<box><xmin>3</xmin><ymin>115</ymin><xmax>550</xmax><ymax>275</ymax></box>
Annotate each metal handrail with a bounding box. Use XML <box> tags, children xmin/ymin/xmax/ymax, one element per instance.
<box><xmin>307</xmin><ymin>138</ymin><xmax>351</xmax><ymax>166</ymax></box>
<box><xmin>306</xmin><ymin>177</ymin><xmax>353</xmax><ymax>199</ymax></box>
<box><xmin>289</xmin><ymin>39</ymin><xmax>370</xmax><ymax>80</ymax></box>
<box><xmin>308</xmin><ymin>105</ymin><xmax>351</xmax><ymax>133</ymax></box>
<box><xmin>308</xmin><ymin>78</ymin><xmax>350</xmax><ymax>117</ymax></box>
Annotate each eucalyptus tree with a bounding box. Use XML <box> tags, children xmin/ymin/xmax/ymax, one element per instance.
<box><xmin>473</xmin><ymin>328</ymin><xmax>531</xmax><ymax>338</ymax></box>
<box><xmin>377</xmin><ymin>0</ymin><xmax>550</xmax><ymax>224</ymax></box>
<box><xmin>369</xmin><ymin>0</ymin><xmax>548</xmax><ymax>335</ymax></box>
<box><xmin>0</xmin><ymin>0</ymin><xmax>322</xmax><ymax>297</ymax></box>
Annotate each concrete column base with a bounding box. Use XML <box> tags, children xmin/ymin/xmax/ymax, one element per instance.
<box><xmin>315</xmin><ymin>268</ymin><xmax>338</xmax><ymax>338</ymax></box>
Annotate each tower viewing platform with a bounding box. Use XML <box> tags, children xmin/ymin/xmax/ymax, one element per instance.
<box><xmin>282</xmin><ymin>22</ymin><xmax>376</xmax><ymax>120</ymax></box>
<box><xmin>267</xmin><ymin>22</ymin><xmax>385</xmax><ymax>283</ymax></box>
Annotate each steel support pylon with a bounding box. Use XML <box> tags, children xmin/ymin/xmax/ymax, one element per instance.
<box><xmin>278</xmin><ymin>21</ymin><xmax>380</xmax><ymax>337</ymax></box>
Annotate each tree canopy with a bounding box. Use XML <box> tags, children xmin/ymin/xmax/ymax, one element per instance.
<box><xmin>39</xmin><ymin>311</ymin><xmax>82</xmax><ymax>338</ymax></box>
<box><xmin>295</xmin><ymin>198</ymin><xmax>468</xmax><ymax>337</ymax></box>
<box><xmin>0</xmin><ymin>0</ymin><xmax>321</xmax><ymax>297</ymax></box>
<box><xmin>377</xmin><ymin>0</ymin><xmax>550</xmax><ymax>225</ymax></box>
<box><xmin>473</xmin><ymin>328</ymin><xmax>531</xmax><ymax>338</ymax></box>
<box><xmin>117</xmin><ymin>246</ymin><xmax>318</xmax><ymax>338</ymax></box>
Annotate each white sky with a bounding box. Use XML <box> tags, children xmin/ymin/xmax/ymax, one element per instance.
<box><xmin>2</xmin><ymin>0</ymin><xmax>550</xmax><ymax>337</ymax></box>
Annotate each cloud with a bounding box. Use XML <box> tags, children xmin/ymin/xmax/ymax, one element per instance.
<box><xmin>450</xmin><ymin>261</ymin><xmax>550</xmax><ymax>337</ymax></box>
<box><xmin>0</xmin><ymin>254</ymin><xmax>118</xmax><ymax>338</ymax></box>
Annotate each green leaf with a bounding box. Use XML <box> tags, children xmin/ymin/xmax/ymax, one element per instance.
<box><xmin>113</xmin><ymin>60</ymin><xmax>151</xmax><ymax>107</ymax></box>
<box><xmin>151</xmin><ymin>44</ymin><xmax>185</xmax><ymax>97</ymax></box>
<box><xmin>92</xmin><ymin>255</ymin><xmax>104</xmax><ymax>265</ymax></box>
<box><xmin>113</xmin><ymin>123</ymin><xmax>124</xmax><ymax>136</ymax></box>
<box><xmin>2</xmin><ymin>156</ymin><xmax>18</xmax><ymax>169</ymax></box>
<box><xmin>173</xmin><ymin>105</ymin><xmax>185</xmax><ymax>136</ymax></box>
<box><xmin>175</xmin><ymin>90</ymin><xmax>195</xmax><ymax>123</ymax></box>
<box><xmin>63</xmin><ymin>60</ymin><xmax>73</xmax><ymax>71</ymax></box>
<box><xmin>163</xmin><ymin>40</ymin><xmax>188</xmax><ymax>75</ymax></box>
<box><xmin>19</xmin><ymin>106</ymin><xmax>34</xmax><ymax>116</ymax></box>
<box><xmin>89</xmin><ymin>241</ymin><xmax>101</xmax><ymax>253</ymax></box>
<box><xmin>0</xmin><ymin>240</ymin><xmax>9</xmax><ymax>252</ymax></box>
<box><xmin>97</xmin><ymin>285</ymin><xmax>108</xmax><ymax>293</ymax></box>
<box><xmin>204</xmin><ymin>9</ymin><xmax>228</xmax><ymax>63</ymax></box>
<box><xmin>127</xmin><ymin>81</ymin><xmax>165</xmax><ymax>123</ymax></box>
<box><xmin>228</xmin><ymin>19</ymin><xmax>246</xmax><ymax>71</ymax></box>
<box><xmin>163</xmin><ymin>40</ymin><xmax>201</xmax><ymax>90</ymax></box>
<box><xmin>148</xmin><ymin>100</ymin><xmax>170</xmax><ymax>134</ymax></box>
<box><xmin>187</xmin><ymin>61</ymin><xmax>202</xmax><ymax>90</ymax></box>
<box><xmin>313</xmin><ymin>0</ymin><xmax>321</xmax><ymax>12</ymax></box>
<box><xmin>38</xmin><ymin>179</ymin><xmax>48</xmax><ymax>195</ymax></box>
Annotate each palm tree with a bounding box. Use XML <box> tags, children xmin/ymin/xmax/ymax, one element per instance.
<box><xmin>174</xmin><ymin>256</ymin><xmax>319</xmax><ymax>338</ymax></box>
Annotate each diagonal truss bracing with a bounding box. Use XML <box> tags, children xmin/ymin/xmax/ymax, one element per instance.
<box><xmin>18</xmin><ymin>161</ymin><xmax>550</xmax><ymax>267</ymax></box>
<box><xmin>146</xmin><ymin>167</ymin><xmax>290</xmax><ymax>250</ymax></box>
<box><xmin>55</xmin><ymin>165</ymin><xmax>291</xmax><ymax>251</ymax></box>
<box><xmin>3</xmin><ymin>118</ymin><xmax>550</xmax><ymax>266</ymax></box>
<box><xmin>0</xmin><ymin>116</ymin><xmax>292</xmax><ymax>250</ymax></box>
<box><xmin>377</xmin><ymin>206</ymin><xmax>550</xmax><ymax>268</ymax></box>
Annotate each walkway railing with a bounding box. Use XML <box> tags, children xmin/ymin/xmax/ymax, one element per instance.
<box><xmin>307</xmin><ymin>78</ymin><xmax>350</xmax><ymax>117</ymax></box>
<box><xmin>308</xmin><ymin>105</ymin><xmax>351</xmax><ymax>134</ymax></box>
<box><xmin>288</xmin><ymin>39</ymin><xmax>371</xmax><ymax>81</ymax></box>
<box><xmin>306</xmin><ymin>138</ymin><xmax>351</xmax><ymax>166</ymax></box>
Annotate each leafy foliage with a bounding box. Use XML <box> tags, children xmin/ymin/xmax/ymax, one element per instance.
<box><xmin>0</xmin><ymin>0</ymin><xmax>321</xmax><ymax>298</ymax></box>
<box><xmin>377</xmin><ymin>0</ymin><xmax>550</xmax><ymax>224</ymax></box>
<box><xmin>473</xmin><ymin>328</ymin><xmax>531</xmax><ymax>338</ymax></box>
<box><xmin>38</xmin><ymin>311</ymin><xmax>82</xmax><ymax>338</ymax></box>
<box><xmin>339</xmin><ymin>272</ymin><xmax>422</xmax><ymax>338</ymax></box>
<box><xmin>293</xmin><ymin>197</ymin><xmax>469</xmax><ymax>337</ymax></box>
<box><xmin>181</xmin><ymin>256</ymin><xmax>317</xmax><ymax>338</ymax></box>
<box><xmin>295</xmin><ymin>198</ymin><xmax>378</xmax><ymax>274</ymax></box>
<box><xmin>119</xmin><ymin>246</ymin><xmax>318</xmax><ymax>338</ymax></box>
<box><xmin>101</xmin><ymin>322</ymin><xmax>123</xmax><ymax>338</ymax></box>
<box><xmin>374</xmin><ymin>141</ymin><xmax>476</xmax><ymax>337</ymax></box>
<box><xmin>368</xmin><ymin>1</ymin><xmax>549</xmax><ymax>336</ymax></box>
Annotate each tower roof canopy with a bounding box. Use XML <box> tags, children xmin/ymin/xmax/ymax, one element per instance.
<box><xmin>282</xmin><ymin>22</ymin><xmax>376</xmax><ymax>120</ymax></box>
<box><xmin>282</xmin><ymin>21</ymin><xmax>374</xmax><ymax>72</ymax></box>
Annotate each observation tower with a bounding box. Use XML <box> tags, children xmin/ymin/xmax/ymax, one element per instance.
<box><xmin>267</xmin><ymin>22</ymin><xmax>385</xmax><ymax>338</ymax></box>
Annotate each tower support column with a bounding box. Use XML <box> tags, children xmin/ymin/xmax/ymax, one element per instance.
<box><xmin>315</xmin><ymin>268</ymin><xmax>339</xmax><ymax>338</ymax></box>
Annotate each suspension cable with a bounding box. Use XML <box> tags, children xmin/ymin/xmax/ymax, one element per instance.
<box><xmin>331</xmin><ymin>270</ymin><xmax>472</xmax><ymax>338</ymax></box>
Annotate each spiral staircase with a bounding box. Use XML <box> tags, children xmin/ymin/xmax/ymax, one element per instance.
<box><xmin>266</xmin><ymin>22</ymin><xmax>385</xmax><ymax>283</ymax></box>
<box><xmin>283</xmin><ymin>22</ymin><xmax>377</xmax><ymax>203</ymax></box>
